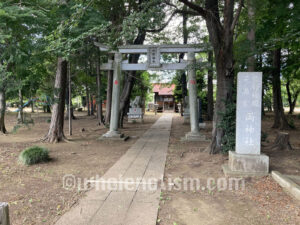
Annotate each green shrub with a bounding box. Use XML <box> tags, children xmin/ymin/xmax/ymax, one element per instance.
<box><xmin>297</xmin><ymin>114</ymin><xmax>300</xmax><ymax>120</ymax></box>
<box><xmin>19</xmin><ymin>146</ymin><xmax>50</xmax><ymax>165</ymax></box>
<box><xmin>218</xmin><ymin>100</ymin><xmax>236</xmax><ymax>154</ymax></box>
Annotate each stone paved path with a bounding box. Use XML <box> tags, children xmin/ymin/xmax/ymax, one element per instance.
<box><xmin>55</xmin><ymin>114</ymin><xmax>173</xmax><ymax>225</ymax></box>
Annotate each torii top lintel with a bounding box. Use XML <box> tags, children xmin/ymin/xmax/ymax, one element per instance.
<box><xmin>94</xmin><ymin>42</ymin><xmax>207</xmax><ymax>71</ymax></box>
<box><xmin>94</xmin><ymin>42</ymin><xmax>206</xmax><ymax>54</ymax></box>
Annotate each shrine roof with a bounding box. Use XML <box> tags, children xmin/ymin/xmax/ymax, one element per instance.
<box><xmin>152</xmin><ymin>84</ymin><xmax>175</xmax><ymax>96</ymax></box>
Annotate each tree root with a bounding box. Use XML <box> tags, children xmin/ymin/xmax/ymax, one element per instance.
<box><xmin>265</xmin><ymin>131</ymin><xmax>293</xmax><ymax>151</ymax></box>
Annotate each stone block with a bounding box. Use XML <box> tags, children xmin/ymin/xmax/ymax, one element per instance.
<box><xmin>223</xmin><ymin>151</ymin><xmax>269</xmax><ymax>177</ymax></box>
<box><xmin>199</xmin><ymin>123</ymin><xmax>206</xmax><ymax>129</ymax></box>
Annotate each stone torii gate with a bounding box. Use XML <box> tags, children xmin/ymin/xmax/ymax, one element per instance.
<box><xmin>96</xmin><ymin>44</ymin><xmax>206</xmax><ymax>141</ymax></box>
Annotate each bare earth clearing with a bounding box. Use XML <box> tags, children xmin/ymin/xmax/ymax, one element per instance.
<box><xmin>158</xmin><ymin>113</ymin><xmax>300</xmax><ymax>225</ymax></box>
<box><xmin>1</xmin><ymin>111</ymin><xmax>300</xmax><ymax>225</ymax></box>
<box><xmin>0</xmin><ymin>111</ymin><xmax>160</xmax><ymax>225</ymax></box>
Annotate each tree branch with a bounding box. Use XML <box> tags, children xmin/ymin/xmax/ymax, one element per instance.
<box><xmin>145</xmin><ymin>10</ymin><xmax>177</xmax><ymax>33</ymax></box>
<box><xmin>163</xmin><ymin>1</ymin><xmax>200</xmax><ymax>16</ymax></box>
<box><xmin>231</xmin><ymin>0</ymin><xmax>244</xmax><ymax>32</ymax></box>
<box><xmin>178</xmin><ymin>0</ymin><xmax>207</xmax><ymax>18</ymax></box>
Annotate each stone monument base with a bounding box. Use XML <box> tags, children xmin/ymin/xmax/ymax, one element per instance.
<box><xmin>222</xmin><ymin>151</ymin><xmax>269</xmax><ymax>177</ymax></box>
<box><xmin>181</xmin><ymin>132</ymin><xmax>207</xmax><ymax>142</ymax></box>
<box><xmin>99</xmin><ymin>131</ymin><xmax>129</xmax><ymax>141</ymax></box>
<box><xmin>128</xmin><ymin>117</ymin><xmax>143</xmax><ymax>123</ymax></box>
<box><xmin>199</xmin><ymin>123</ymin><xmax>206</xmax><ymax>129</ymax></box>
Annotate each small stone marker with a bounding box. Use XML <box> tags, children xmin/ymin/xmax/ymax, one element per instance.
<box><xmin>127</xmin><ymin>96</ymin><xmax>143</xmax><ymax>123</ymax></box>
<box><xmin>0</xmin><ymin>202</ymin><xmax>10</xmax><ymax>225</ymax></box>
<box><xmin>223</xmin><ymin>72</ymin><xmax>269</xmax><ymax>177</ymax></box>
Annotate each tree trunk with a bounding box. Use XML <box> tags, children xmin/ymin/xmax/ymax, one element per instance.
<box><xmin>96</xmin><ymin>50</ymin><xmax>103</xmax><ymax>125</ymax></box>
<box><xmin>179</xmin><ymin>0</ymin><xmax>241</xmax><ymax>154</ymax></box>
<box><xmin>43</xmin><ymin>58</ymin><xmax>68</xmax><ymax>143</ymax></box>
<box><xmin>286</xmin><ymin>79</ymin><xmax>293</xmax><ymax>114</ymax></box>
<box><xmin>65</xmin><ymin>104</ymin><xmax>76</xmax><ymax>120</ymax></box>
<box><xmin>210</xmin><ymin>52</ymin><xmax>234</xmax><ymax>154</ymax></box>
<box><xmin>65</xmin><ymin>84</ymin><xmax>76</xmax><ymax>120</ymax></box>
<box><xmin>105</xmin><ymin>70</ymin><xmax>113</xmax><ymax>124</ymax></box>
<box><xmin>246</xmin><ymin>0</ymin><xmax>256</xmax><ymax>71</ymax></box>
<box><xmin>17</xmin><ymin>89</ymin><xmax>23</xmax><ymax>123</ymax></box>
<box><xmin>86</xmin><ymin>85</ymin><xmax>90</xmax><ymax>116</ymax></box>
<box><xmin>206</xmin><ymin>4</ymin><xmax>235</xmax><ymax>154</ymax></box>
<box><xmin>179</xmin><ymin>6</ymin><xmax>188</xmax><ymax>114</ymax></box>
<box><xmin>119</xmin><ymin>30</ymin><xmax>146</xmax><ymax>126</ymax></box>
<box><xmin>271</xmin><ymin>48</ymin><xmax>290</xmax><ymax>129</ymax></box>
<box><xmin>90</xmin><ymin>94</ymin><xmax>94</xmax><ymax>116</ymax></box>
<box><xmin>286</xmin><ymin>79</ymin><xmax>299</xmax><ymax>114</ymax></box>
<box><xmin>119</xmin><ymin>72</ymin><xmax>135</xmax><ymax>128</ymax></box>
<box><xmin>0</xmin><ymin>88</ymin><xmax>7</xmax><ymax>134</ymax></box>
<box><xmin>207</xmin><ymin>50</ymin><xmax>214</xmax><ymax>121</ymax></box>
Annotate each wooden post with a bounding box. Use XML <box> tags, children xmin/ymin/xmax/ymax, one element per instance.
<box><xmin>0</xmin><ymin>202</ymin><xmax>10</xmax><ymax>225</ymax></box>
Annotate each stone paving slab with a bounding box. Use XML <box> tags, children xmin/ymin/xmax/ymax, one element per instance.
<box><xmin>55</xmin><ymin>114</ymin><xmax>173</xmax><ymax>225</ymax></box>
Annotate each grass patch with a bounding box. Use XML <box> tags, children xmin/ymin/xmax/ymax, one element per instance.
<box><xmin>19</xmin><ymin>146</ymin><xmax>50</xmax><ymax>165</ymax></box>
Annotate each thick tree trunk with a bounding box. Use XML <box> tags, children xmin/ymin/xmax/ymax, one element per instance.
<box><xmin>207</xmin><ymin>50</ymin><xmax>214</xmax><ymax>121</ymax></box>
<box><xmin>271</xmin><ymin>48</ymin><xmax>290</xmax><ymax>129</ymax></box>
<box><xmin>246</xmin><ymin>0</ymin><xmax>256</xmax><ymax>71</ymax></box>
<box><xmin>0</xmin><ymin>88</ymin><xmax>6</xmax><ymax>134</ymax></box>
<box><xmin>119</xmin><ymin>72</ymin><xmax>135</xmax><ymax>128</ymax></box>
<box><xmin>96</xmin><ymin>50</ymin><xmax>103</xmax><ymax>125</ymax></box>
<box><xmin>18</xmin><ymin>89</ymin><xmax>23</xmax><ymax>123</ymax></box>
<box><xmin>206</xmin><ymin>1</ymin><xmax>235</xmax><ymax>154</ymax></box>
<box><xmin>180</xmin><ymin>0</ymin><xmax>242</xmax><ymax>155</ymax></box>
<box><xmin>180</xmin><ymin>6</ymin><xmax>188</xmax><ymax>113</ymax></box>
<box><xmin>119</xmin><ymin>31</ymin><xmax>146</xmax><ymax>126</ymax></box>
<box><xmin>43</xmin><ymin>58</ymin><xmax>68</xmax><ymax>143</ymax></box>
<box><xmin>210</xmin><ymin>53</ymin><xmax>234</xmax><ymax>154</ymax></box>
<box><xmin>105</xmin><ymin>70</ymin><xmax>113</xmax><ymax>124</ymax></box>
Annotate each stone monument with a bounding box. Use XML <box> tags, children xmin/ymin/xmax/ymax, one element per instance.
<box><xmin>223</xmin><ymin>72</ymin><xmax>269</xmax><ymax>177</ymax></box>
<box><xmin>127</xmin><ymin>96</ymin><xmax>144</xmax><ymax>123</ymax></box>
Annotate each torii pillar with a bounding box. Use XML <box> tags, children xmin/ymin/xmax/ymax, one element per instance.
<box><xmin>100</xmin><ymin>52</ymin><xmax>128</xmax><ymax>141</ymax></box>
<box><xmin>182</xmin><ymin>52</ymin><xmax>206</xmax><ymax>141</ymax></box>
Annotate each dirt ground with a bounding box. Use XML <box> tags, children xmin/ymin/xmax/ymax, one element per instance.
<box><xmin>0</xmin><ymin>111</ymin><xmax>160</xmax><ymax>225</ymax></box>
<box><xmin>158</xmin><ymin>113</ymin><xmax>300</xmax><ymax>225</ymax></box>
